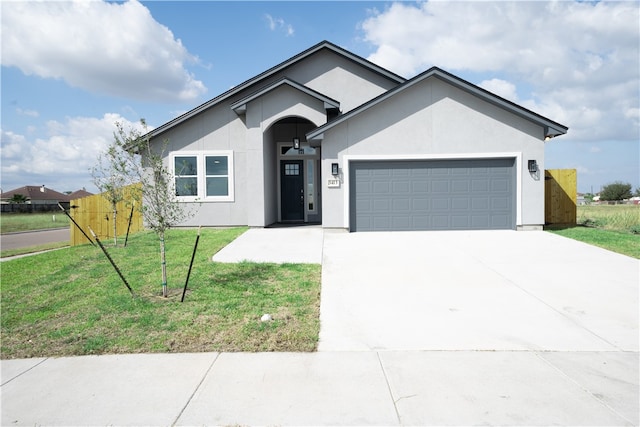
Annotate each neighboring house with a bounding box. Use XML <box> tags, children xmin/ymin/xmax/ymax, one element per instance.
<box><xmin>146</xmin><ymin>41</ymin><xmax>568</xmax><ymax>232</ymax></box>
<box><xmin>68</xmin><ymin>188</ymin><xmax>94</xmax><ymax>201</ymax></box>
<box><xmin>0</xmin><ymin>185</ymin><xmax>77</xmax><ymax>212</ymax></box>
<box><xmin>0</xmin><ymin>185</ymin><xmax>71</xmax><ymax>205</ymax></box>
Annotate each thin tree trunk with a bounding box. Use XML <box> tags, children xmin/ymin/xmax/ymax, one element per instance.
<box><xmin>112</xmin><ymin>205</ymin><xmax>118</xmax><ymax>246</ymax></box>
<box><xmin>160</xmin><ymin>231</ymin><xmax>167</xmax><ymax>297</ymax></box>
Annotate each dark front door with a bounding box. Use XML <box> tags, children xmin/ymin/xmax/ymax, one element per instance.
<box><xmin>280</xmin><ymin>160</ymin><xmax>304</xmax><ymax>221</ymax></box>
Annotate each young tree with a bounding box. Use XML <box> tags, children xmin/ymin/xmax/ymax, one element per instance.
<box><xmin>600</xmin><ymin>181</ymin><xmax>633</xmax><ymax>201</ymax></box>
<box><xmin>116</xmin><ymin>119</ymin><xmax>193</xmax><ymax>297</ymax></box>
<box><xmin>91</xmin><ymin>137</ymin><xmax>136</xmax><ymax>246</ymax></box>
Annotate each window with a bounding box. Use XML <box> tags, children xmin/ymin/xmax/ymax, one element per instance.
<box><xmin>171</xmin><ymin>151</ymin><xmax>234</xmax><ymax>201</ymax></box>
<box><xmin>284</xmin><ymin>163</ymin><xmax>300</xmax><ymax>175</ymax></box>
<box><xmin>174</xmin><ymin>156</ymin><xmax>198</xmax><ymax>196</ymax></box>
<box><xmin>206</xmin><ymin>156</ymin><xmax>229</xmax><ymax>196</ymax></box>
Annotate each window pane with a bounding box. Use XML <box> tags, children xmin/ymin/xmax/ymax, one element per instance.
<box><xmin>175</xmin><ymin>156</ymin><xmax>197</xmax><ymax>176</ymax></box>
<box><xmin>206</xmin><ymin>156</ymin><xmax>228</xmax><ymax>175</ymax></box>
<box><xmin>307</xmin><ymin>160</ymin><xmax>314</xmax><ymax>210</ymax></box>
<box><xmin>176</xmin><ymin>177</ymin><xmax>198</xmax><ymax>196</ymax></box>
<box><xmin>285</xmin><ymin>163</ymin><xmax>300</xmax><ymax>175</ymax></box>
<box><xmin>206</xmin><ymin>177</ymin><xmax>228</xmax><ymax>196</ymax></box>
<box><xmin>282</xmin><ymin>145</ymin><xmax>316</xmax><ymax>156</ymax></box>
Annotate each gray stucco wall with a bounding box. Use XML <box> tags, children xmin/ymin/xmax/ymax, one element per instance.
<box><xmin>153</xmin><ymin>48</ymin><xmax>400</xmax><ymax>227</ymax></box>
<box><xmin>320</xmin><ymin>77</ymin><xmax>546</xmax><ymax>230</ymax></box>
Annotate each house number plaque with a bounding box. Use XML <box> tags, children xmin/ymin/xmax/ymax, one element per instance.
<box><xmin>327</xmin><ymin>179</ymin><xmax>340</xmax><ymax>188</ymax></box>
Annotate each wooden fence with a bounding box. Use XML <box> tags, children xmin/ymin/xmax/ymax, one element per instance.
<box><xmin>545</xmin><ymin>169</ymin><xmax>577</xmax><ymax>226</ymax></box>
<box><xmin>69</xmin><ymin>184</ymin><xmax>143</xmax><ymax>246</ymax></box>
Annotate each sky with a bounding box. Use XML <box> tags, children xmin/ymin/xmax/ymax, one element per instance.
<box><xmin>1</xmin><ymin>0</ymin><xmax>639</xmax><ymax>195</ymax></box>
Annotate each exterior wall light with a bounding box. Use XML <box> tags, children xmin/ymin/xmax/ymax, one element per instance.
<box><xmin>293</xmin><ymin>137</ymin><xmax>300</xmax><ymax>150</ymax></box>
<box><xmin>528</xmin><ymin>159</ymin><xmax>538</xmax><ymax>173</ymax></box>
<box><xmin>331</xmin><ymin>163</ymin><xmax>339</xmax><ymax>176</ymax></box>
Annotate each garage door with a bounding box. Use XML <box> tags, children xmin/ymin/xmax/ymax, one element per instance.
<box><xmin>350</xmin><ymin>158</ymin><xmax>516</xmax><ymax>231</ymax></box>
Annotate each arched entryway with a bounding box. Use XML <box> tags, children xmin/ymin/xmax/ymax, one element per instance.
<box><xmin>264</xmin><ymin>117</ymin><xmax>321</xmax><ymax>225</ymax></box>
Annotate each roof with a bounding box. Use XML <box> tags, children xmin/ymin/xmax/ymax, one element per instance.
<box><xmin>147</xmin><ymin>40</ymin><xmax>405</xmax><ymax>139</ymax></box>
<box><xmin>231</xmin><ymin>77</ymin><xmax>340</xmax><ymax>115</ymax></box>
<box><xmin>68</xmin><ymin>189</ymin><xmax>94</xmax><ymax>200</ymax></box>
<box><xmin>0</xmin><ymin>186</ymin><xmax>71</xmax><ymax>202</ymax></box>
<box><xmin>307</xmin><ymin>67</ymin><xmax>569</xmax><ymax>142</ymax></box>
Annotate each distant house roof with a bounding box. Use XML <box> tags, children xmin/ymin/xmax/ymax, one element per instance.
<box><xmin>146</xmin><ymin>40</ymin><xmax>405</xmax><ymax>140</ymax></box>
<box><xmin>307</xmin><ymin>67</ymin><xmax>568</xmax><ymax>142</ymax></box>
<box><xmin>0</xmin><ymin>185</ymin><xmax>71</xmax><ymax>202</ymax></box>
<box><xmin>68</xmin><ymin>189</ymin><xmax>93</xmax><ymax>200</ymax></box>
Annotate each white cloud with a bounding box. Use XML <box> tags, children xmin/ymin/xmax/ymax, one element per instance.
<box><xmin>16</xmin><ymin>108</ymin><xmax>39</xmax><ymax>118</ymax></box>
<box><xmin>1</xmin><ymin>0</ymin><xmax>207</xmax><ymax>102</ymax></box>
<box><xmin>589</xmin><ymin>146</ymin><xmax>602</xmax><ymax>153</ymax></box>
<box><xmin>0</xmin><ymin>114</ymin><xmax>144</xmax><ymax>192</ymax></box>
<box><xmin>478</xmin><ymin>79</ymin><xmax>519</xmax><ymax>103</ymax></box>
<box><xmin>361</xmin><ymin>1</ymin><xmax>640</xmax><ymax>142</ymax></box>
<box><xmin>265</xmin><ymin>13</ymin><xmax>294</xmax><ymax>37</ymax></box>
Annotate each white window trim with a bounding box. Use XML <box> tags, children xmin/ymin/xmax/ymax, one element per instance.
<box><xmin>170</xmin><ymin>151</ymin><xmax>234</xmax><ymax>202</ymax></box>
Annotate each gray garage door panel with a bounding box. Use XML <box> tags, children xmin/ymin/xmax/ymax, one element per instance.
<box><xmin>350</xmin><ymin>158</ymin><xmax>515</xmax><ymax>231</ymax></box>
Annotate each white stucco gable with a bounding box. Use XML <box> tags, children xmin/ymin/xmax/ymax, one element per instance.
<box><xmin>308</xmin><ymin>67</ymin><xmax>567</xmax><ymax>142</ymax></box>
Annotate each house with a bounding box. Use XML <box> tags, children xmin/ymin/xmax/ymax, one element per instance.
<box><xmin>146</xmin><ymin>41</ymin><xmax>568</xmax><ymax>232</ymax></box>
<box><xmin>0</xmin><ymin>185</ymin><xmax>71</xmax><ymax>205</ymax></box>
<box><xmin>68</xmin><ymin>188</ymin><xmax>93</xmax><ymax>201</ymax></box>
<box><xmin>0</xmin><ymin>185</ymin><xmax>74</xmax><ymax>212</ymax></box>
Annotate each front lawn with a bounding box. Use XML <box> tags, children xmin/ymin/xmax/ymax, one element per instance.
<box><xmin>547</xmin><ymin>226</ymin><xmax>639</xmax><ymax>259</ymax></box>
<box><xmin>0</xmin><ymin>228</ymin><xmax>321</xmax><ymax>359</ymax></box>
<box><xmin>546</xmin><ymin>204</ymin><xmax>640</xmax><ymax>259</ymax></box>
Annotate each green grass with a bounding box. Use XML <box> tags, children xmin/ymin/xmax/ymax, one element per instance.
<box><xmin>1</xmin><ymin>242</ymin><xmax>70</xmax><ymax>259</ymax></box>
<box><xmin>0</xmin><ymin>212</ymin><xmax>70</xmax><ymax>233</ymax></box>
<box><xmin>547</xmin><ymin>226</ymin><xmax>640</xmax><ymax>259</ymax></box>
<box><xmin>577</xmin><ymin>204</ymin><xmax>640</xmax><ymax>232</ymax></box>
<box><xmin>0</xmin><ymin>227</ymin><xmax>322</xmax><ymax>359</ymax></box>
<box><xmin>547</xmin><ymin>204</ymin><xmax>640</xmax><ymax>259</ymax></box>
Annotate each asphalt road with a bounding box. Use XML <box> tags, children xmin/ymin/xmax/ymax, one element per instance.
<box><xmin>0</xmin><ymin>228</ymin><xmax>70</xmax><ymax>251</ymax></box>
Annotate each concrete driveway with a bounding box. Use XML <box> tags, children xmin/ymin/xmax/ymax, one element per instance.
<box><xmin>213</xmin><ymin>227</ymin><xmax>637</xmax><ymax>352</ymax></box>
<box><xmin>319</xmin><ymin>230</ymin><xmax>638</xmax><ymax>352</ymax></box>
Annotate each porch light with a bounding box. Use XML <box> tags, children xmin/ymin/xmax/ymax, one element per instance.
<box><xmin>528</xmin><ymin>160</ymin><xmax>538</xmax><ymax>173</ymax></box>
<box><xmin>293</xmin><ymin>137</ymin><xmax>300</xmax><ymax>150</ymax></box>
<box><xmin>331</xmin><ymin>163</ymin><xmax>339</xmax><ymax>176</ymax></box>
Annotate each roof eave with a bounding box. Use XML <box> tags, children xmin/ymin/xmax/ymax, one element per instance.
<box><xmin>308</xmin><ymin>67</ymin><xmax>569</xmax><ymax>142</ymax></box>
<box><xmin>230</xmin><ymin>78</ymin><xmax>340</xmax><ymax>116</ymax></box>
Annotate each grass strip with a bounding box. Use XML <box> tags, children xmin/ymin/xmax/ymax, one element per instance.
<box><xmin>1</xmin><ymin>242</ymin><xmax>70</xmax><ymax>259</ymax></box>
<box><xmin>547</xmin><ymin>226</ymin><xmax>639</xmax><ymax>259</ymax></box>
<box><xmin>577</xmin><ymin>204</ymin><xmax>639</xmax><ymax>232</ymax></box>
<box><xmin>1</xmin><ymin>227</ymin><xmax>321</xmax><ymax>359</ymax></box>
<box><xmin>1</xmin><ymin>213</ymin><xmax>71</xmax><ymax>233</ymax></box>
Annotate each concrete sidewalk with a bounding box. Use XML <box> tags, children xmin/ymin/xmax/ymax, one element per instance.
<box><xmin>2</xmin><ymin>350</ymin><xmax>637</xmax><ymax>426</ymax></box>
<box><xmin>212</xmin><ymin>226</ymin><xmax>324</xmax><ymax>264</ymax></box>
